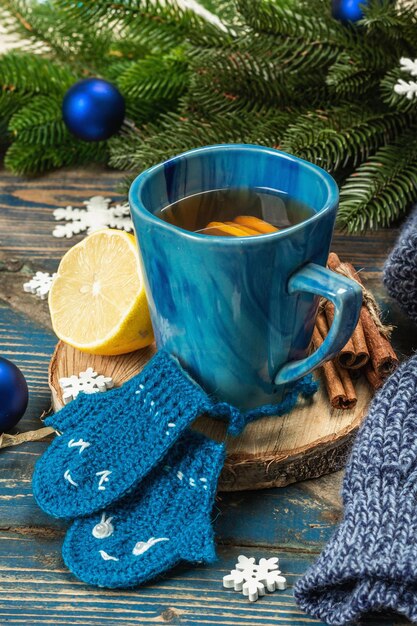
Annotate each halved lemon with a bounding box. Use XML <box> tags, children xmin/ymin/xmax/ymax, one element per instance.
<box><xmin>49</xmin><ymin>229</ymin><xmax>154</xmax><ymax>355</ymax></box>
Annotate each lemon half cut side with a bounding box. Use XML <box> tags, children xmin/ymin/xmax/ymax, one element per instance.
<box><xmin>49</xmin><ymin>229</ymin><xmax>154</xmax><ymax>355</ymax></box>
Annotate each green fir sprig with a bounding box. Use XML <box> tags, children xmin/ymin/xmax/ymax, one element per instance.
<box><xmin>1</xmin><ymin>0</ymin><xmax>417</xmax><ymax>231</ymax></box>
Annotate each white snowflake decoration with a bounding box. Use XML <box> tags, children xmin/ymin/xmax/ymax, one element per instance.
<box><xmin>59</xmin><ymin>367</ymin><xmax>114</xmax><ymax>404</ymax></box>
<box><xmin>223</xmin><ymin>555</ymin><xmax>287</xmax><ymax>602</ymax></box>
<box><xmin>23</xmin><ymin>271</ymin><xmax>57</xmax><ymax>299</ymax></box>
<box><xmin>394</xmin><ymin>58</ymin><xmax>417</xmax><ymax>100</ymax></box>
<box><xmin>399</xmin><ymin>57</ymin><xmax>417</xmax><ymax>77</ymax></box>
<box><xmin>394</xmin><ymin>78</ymin><xmax>417</xmax><ymax>100</ymax></box>
<box><xmin>52</xmin><ymin>196</ymin><xmax>133</xmax><ymax>238</ymax></box>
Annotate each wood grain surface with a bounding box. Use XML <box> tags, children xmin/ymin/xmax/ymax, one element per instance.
<box><xmin>49</xmin><ymin>340</ymin><xmax>372</xmax><ymax>491</ymax></box>
<box><xmin>1</xmin><ymin>165</ymin><xmax>415</xmax><ymax>626</ymax></box>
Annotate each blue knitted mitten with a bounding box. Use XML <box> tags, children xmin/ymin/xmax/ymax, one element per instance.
<box><xmin>33</xmin><ymin>351</ymin><xmax>213</xmax><ymax>519</ymax></box>
<box><xmin>294</xmin><ymin>356</ymin><xmax>417</xmax><ymax>626</ymax></box>
<box><xmin>62</xmin><ymin>430</ymin><xmax>224</xmax><ymax>588</ymax></box>
<box><xmin>384</xmin><ymin>206</ymin><xmax>417</xmax><ymax>324</ymax></box>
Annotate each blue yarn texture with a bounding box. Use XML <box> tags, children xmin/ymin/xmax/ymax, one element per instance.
<box><xmin>212</xmin><ymin>374</ymin><xmax>318</xmax><ymax>436</ymax></box>
<box><xmin>33</xmin><ymin>350</ymin><xmax>318</xmax><ymax>520</ymax></box>
<box><xmin>294</xmin><ymin>355</ymin><xmax>417</xmax><ymax>626</ymax></box>
<box><xmin>33</xmin><ymin>348</ymin><xmax>319</xmax><ymax>588</ymax></box>
<box><xmin>384</xmin><ymin>206</ymin><xmax>417</xmax><ymax>324</ymax></box>
<box><xmin>63</xmin><ymin>430</ymin><xmax>225</xmax><ymax>588</ymax></box>
<box><xmin>33</xmin><ymin>351</ymin><xmax>213</xmax><ymax>519</ymax></box>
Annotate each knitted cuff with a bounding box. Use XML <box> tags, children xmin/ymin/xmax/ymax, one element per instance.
<box><xmin>45</xmin><ymin>354</ymin><xmax>318</xmax><ymax>439</ymax></box>
<box><xmin>62</xmin><ymin>430</ymin><xmax>225</xmax><ymax>588</ymax></box>
<box><xmin>384</xmin><ymin>205</ymin><xmax>417</xmax><ymax>324</ymax></box>
<box><xmin>294</xmin><ymin>356</ymin><xmax>417</xmax><ymax>626</ymax></box>
<box><xmin>33</xmin><ymin>351</ymin><xmax>212</xmax><ymax>519</ymax></box>
<box><xmin>294</xmin><ymin>522</ymin><xmax>417</xmax><ymax>626</ymax></box>
<box><xmin>45</xmin><ymin>350</ymin><xmax>210</xmax><ymax>433</ymax></box>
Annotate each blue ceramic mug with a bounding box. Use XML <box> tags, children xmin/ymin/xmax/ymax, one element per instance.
<box><xmin>129</xmin><ymin>144</ymin><xmax>362</xmax><ymax>410</ymax></box>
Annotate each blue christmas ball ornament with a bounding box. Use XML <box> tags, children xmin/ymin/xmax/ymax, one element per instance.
<box><xmin>332</xmin><ymin>0</ymin><xmax>368</xmax><ymax>22</ymax></box>
<box><xmin>62</xmin><ymin>78</ymin><xmax>125</xmax><ymax>142</ymax></box>
<box><xmin>0</xmin><ymin>357</ymin><xmax>28</xmax><ymax>432</ymax></box>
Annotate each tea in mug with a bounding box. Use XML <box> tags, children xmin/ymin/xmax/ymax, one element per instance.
<box><xmin>155</xmin><ymin>187</ymin><xmax>315</xmax><ymax>236</ymax></box>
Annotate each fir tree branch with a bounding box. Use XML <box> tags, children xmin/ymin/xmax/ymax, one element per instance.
<box><xmin>382</xmin><ymin>67</ymin><xmax>417</xmax><ymax>112</ymax></box>
<box><xmin>0</xmin><ymin>0</ymin><xmax>113</xmax><ymax>70</ymax></box>
<box><xmin>281</xmin><ymin>106</ymin><xmax>414</xmax><ymax>171</ymax></box>
<box><xmin>0</xmin><ymin>91</ymin><xmax>31</xmax><ymax>147</ymax></box>
<box><xmin>108</xmin><ymin>109</ymin><xmax>292</xmax><ymax>170</ymax></box>
<box><xmin>56</xmin><ymin>0</ymin><xmax>229</xmax><ymax>45</ymax></box>
<box><xmin>117</xmin><ymin>49</ymin><xmax>189</xmax><ymax>103</ymax></box>
<box><xmin>0</xmin><ymin>0</ymin><xmax>416</xmax><ymax>234</ymax></box>
<box><xmin>0</xmin><ymin>52</ymin><xmax>76</xmax><ymax>95</ymax></box>
<box><xmin>360</xmin><ymin>0</ymin><xmax>417</xmax><ymax>52</ymax></box>
<box><xmin>5</xmin><ymin>138</ymin><xmax>108</xmax><ymax>174</ymax></box>
<box><xmin>189</xmin><ymin>43</ymin><xmax>328</xmax><ymax>107</ymax></box>
<box><xmin>337</xmin><ymin>132</ymin><xmax>417</xmax><ymax>232</ymax></box>
<box><xmin>114</xmin><ymin>47</ymin><xmax>190</xmax><ymax>124</ymax></box>
<box><xmin>189</xmin><ymin>31</ymin><xmax>340</xmax><ymax>73</ymax></box>
<box><xmin>236</xmin><ymin>0</ymin><xmax>353</xmax><ymax>45</ymax></box>
<box><xmin>193</xmin><ymin>0</ymin><xmax>242</xmax><ymax>27</ymax></box>
<box><xmin>8</xmin><ymin>96</ymin><xmax>67</xmax><ymax>146</ymax></box>
<box><xmin>183</xmin><ymin>72</ymin><xmax>299</xmax><ymax>117</ymax></box>
<box><xmin>326</xmin><ymin>54</ymin><xmax>380</xmax><ymax>98</ymax></box>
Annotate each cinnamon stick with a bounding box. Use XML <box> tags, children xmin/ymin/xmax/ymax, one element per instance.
<box><xmin>327</xmin><ymin>252</ymin><xmax>345</xmax><ymax>273</ymax></box>
<box><xmin>364</xmin><ymin>363</ymin><xmax>384</xmax><ymax>392</ymax></box>
<box><xmin>327</xmin><ymin>253</ymin><xmax>398</xmax><ymax>378</ymax></box>
<box><xmin>325</xmin><ymin>302</ymin><xmax>369</xmax><ymax>369</ymax></box>
<box><xmin>315</xmin><ymin>310</ymin><xmax>330</xmax><ymax>339</ymax></box>
<box><xmin>313</xmin><ymin>313</ymin><xmax>357</xmax><ymax>410</ymax></box>
<box><xmin>360</xmin><ymin>306</ymin><xmax>398</xmax><ymax>377</ymax></box>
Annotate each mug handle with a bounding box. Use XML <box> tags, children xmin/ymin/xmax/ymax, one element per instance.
<box><xmin>274</xmin><ymin>262</ymin><xmax>362</xmax><ymax>386</ymax></box>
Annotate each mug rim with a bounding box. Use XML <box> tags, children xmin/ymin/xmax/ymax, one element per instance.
<box><xmin>129</xmin><ymin>143</ymin><xmax>339</xmax><ymax>243</ymax></box>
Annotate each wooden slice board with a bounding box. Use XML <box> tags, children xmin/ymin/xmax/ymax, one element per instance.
<box><xmin>49</xmin><ymin>341</ymin><xmax>372</xmax><ymax>491</ymax></box>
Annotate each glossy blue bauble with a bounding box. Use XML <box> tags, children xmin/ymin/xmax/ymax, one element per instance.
<box><xmin>62</xmin><ymin>78</ymin><xmax>125</xmax><ymax>142</ymax></box>
<box><xmin>0</xmin><ymin>357</ymin><xmax>28</xmax><ymax>432</ymax></box>
<box><xmin>332</xmin><ymin>0</ymin><xmax>368</xmax><ymax>22</ymax></box>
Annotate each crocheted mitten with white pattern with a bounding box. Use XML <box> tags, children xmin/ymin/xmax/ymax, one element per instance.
<box><xmin>384</xmin><ymin>207</ymin><xmax>417</xmax><ymax>324</ymax></box>
<box><xmin>294</xmin><ymin>355</ymin><xmax>417</xmax><ymax>625</ymax></box>
<box><xmin>62</xmin><ymin>430</ymin><xmax>224</xmax><ymax>588</ymax></box>
<box><xmin>33</xmin><ymin>351</ymin><xmax>212</xmax><ymax>519</ymax></box>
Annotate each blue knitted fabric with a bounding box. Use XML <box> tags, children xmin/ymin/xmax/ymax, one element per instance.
<box><xmin>294</xmin><ymin>355</ymin><xmax>417</xmax><ymax>626</ymax></box>
<box><xmin>212</xmin><ymin>374</ymin><xmax>318</xmax><ymax>436</ymax></box>
<box><xmin>33</xmin><ymin>351</ymin><xmax>213</xmax><ymax>519</ymax></box>
<box><xmin>62</xmin><ymin>430</ymin><xmax>225</xmax><ymax>588</ymax></box>
<box><xmin>33</xmin><ymin>349</ymin><xmax>318</xmax><ymax>520</ymax></box>
<box><xmin>384</xmin><ymin>206</ymin><xmax>417</xmax><ymax>324</ymax></box>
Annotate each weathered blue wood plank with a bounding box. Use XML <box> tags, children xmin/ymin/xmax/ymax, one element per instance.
<box><xmin>0</xmin><ymin>165</ymin><xmax>401</xmax><ymax>274</ymax></box>
<box><xmin>0</xmin><ymin>453</ymin><xmax>340</xmax><ymax>550</ymax></box>
<box><xmin>0</xmin><ymin>301</ymin><xmax>341</xmax><ymax>550</ymax></box>
<box><xmin>4</xmin><ymin>166</ymin><xmax>416</xmax><ymax>360</ymax></box>
<box><xmin>0</xmin><ymin>532</ymin><xmax>403</xmax><ymax>626</ymax></box>
<box><xmin>0</xmin><ymin>302</ymin><xmax>56</xmax><ymax>432</ymax></box>
<box><xmin>0</xmin><ymin>299</ymin><xmax>343</xmax><ymax>555</ymax></box>
<box><xmin>0</xmin><ymin>167</ymin><xmax>412</xmax><ymax>625</ymax></box>
<box><xmin>1</xmin><ymin>167</ymin><xmax>124</xmax><ymax>272</ymax></box>
<box><xmin>218</xmin><ymin>489</ymin><xmax>340</xmax><ymax>551</ymax></box>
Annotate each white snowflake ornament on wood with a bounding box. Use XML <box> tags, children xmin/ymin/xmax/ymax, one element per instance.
<box><xmin>59</xmin><ymin>367</ymin><xmax>114</xmax><ymax>404</ymax></box>
<box><xmin>223</xmin><ymin>554</ymin><xmax>287</xmax><ymax>602</ymax></box>
<box><xmin>52</xmin><ymin>195</ymin><xmax>133</xmax><ymax>238</ymax></box>
<box><xmin>23</xmin><ymin>271</ymin><xmax>57</xmax><ymax>299</ymax></box>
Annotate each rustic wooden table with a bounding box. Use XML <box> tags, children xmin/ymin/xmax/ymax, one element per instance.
<box><xmin>1</xmin><ymin>166</ymin><xmax>416</xmax><ymax>626</ymax></box>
